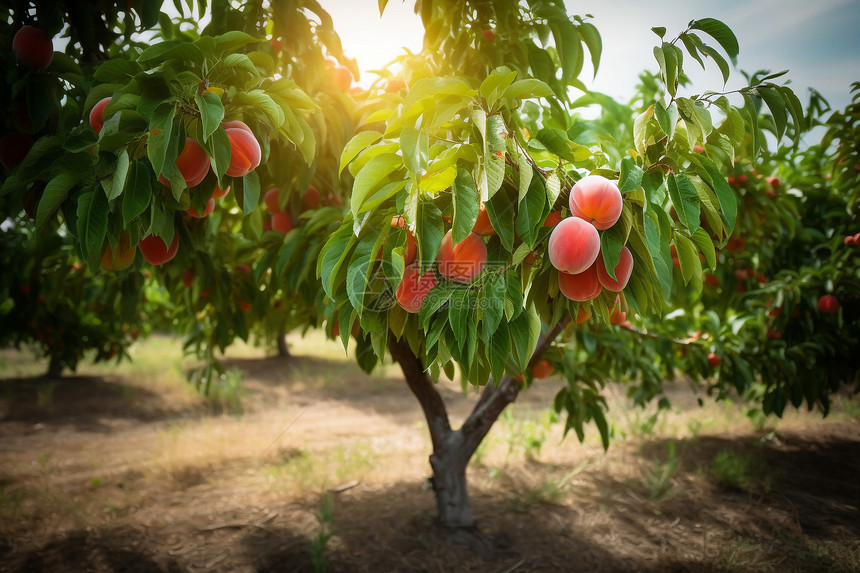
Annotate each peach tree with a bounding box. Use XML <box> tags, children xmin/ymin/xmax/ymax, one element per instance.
<box><xmin>318</xmin><ymin>0</ymin><xmax>804</xmax><ymax>530</ymax></box>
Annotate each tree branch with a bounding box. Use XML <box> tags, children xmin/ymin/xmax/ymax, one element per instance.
<box><xmin>459</xmin><ymin>316</ymin><xmax>571</xmax><ymax>459</ymax></box>
<box><xmin>387</xmin><ymin>335</ymin><xmax>452</xmax><ymax>453</ymax></box>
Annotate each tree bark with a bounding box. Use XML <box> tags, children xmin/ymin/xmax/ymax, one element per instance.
<box><xmin>387</xmin><ymin>316</ymin><xmax>570</xmax><ymax>531</ymax></box>
<box><xmin>276</xmin><ymin>327</ymin><xmax>290</xmax><ymax>358</ymax></box>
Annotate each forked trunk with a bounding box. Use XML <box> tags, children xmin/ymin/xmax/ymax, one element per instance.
<box><xmin>387</xmin><ymin>318</ymin><xmax>567</xmax><ymax>531</ymax></box>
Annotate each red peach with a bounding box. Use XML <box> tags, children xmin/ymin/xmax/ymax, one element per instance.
<box><xmin>707</xmin><ymin>352</ymin><xmax>721</xmax><ymax>367</ymax></box>
<box><xmin>187</xmin><ymin>198</ymin><xmax>215</xmax><ymax>218</ymax></box>
<box><xmin>437</xmin><ymin>231</ymin><xmax>487</xmax><ymax>283</ymax></box>
<box><xmin>211</xmin><ymin>184</ymin><xmax>230</xmax><ymax>198</ymax></box>
<box><xmin>89</xmin><ymin>97</ymin><xmax>112</xmax><ymax>133</ymax></box>
<box><xmin>569</xmin><ymin>175</ymin><xmax>623</xmax><ymax>230</ymax></box>
<box><xmin>225</xmin><ymin>126</ymin><xmax>261</xmax><ymax>177</ymax></box>
<box><xmin>472</xmin><ymin>203</ymin><xmax>496</xmax><ymax>236</ymax></box>
<box><xmin>158</xmin><ymin>137</ymin><xmax>209</xmax><ymax>187</ymax></box>
<box><xmin>264</xmin><ymin>188</ymin><xmax>282</xmax><ymax>213</ymax></box>
<box><xmin>138</xmin><ymin>233</ymin><xmax>179</xmax><ymax>265</ymax></box>
<box><xmin>547</xmin><ymin>217</ymin><xmax>600</xmax><ymax>274</ymax></box>
<box><xmin>532</xmin><ymin>359</ymin><xmax>552</xmax><ymax>379</ymax></box>
<box><xmin>395</xmin><ymin>262</ymin><xmax>439</xmax><ymax>313</ymax></box>
<box><xmin>271</xmin><ymin>212</ymin><xmax>293</xmax><ymax>234</ymax></box>
<box><xmin>12</xmin><ymin>26</ymin><xmax>53</xmax><ymax>70</ymax></box>
<box><xmin>818</xmin><ymin>294</ymin><xmax>839</xmax><ymax>314</ymax></box>
<box><xmin>596</xmin><ymin>246</ymin><xmax>633</xmax><ymax>292</ymax></box>
<box><xmin>558</xmin><ymin>262</ymin><xmax>602</xmax><ymax>302</ymax></box>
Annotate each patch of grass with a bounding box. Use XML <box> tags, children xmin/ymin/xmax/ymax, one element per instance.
<box><xmin>644</xmin><ymin>440</ymin><xmax>679</xmax><ymax>502</ymax></box>
<box><xmin>310</xmin><ymin>492</ymin><xmax>335</xmax><ymax>573</ymax></box>
<box><xmin>263</xmin><ymin>442</ymin><xmax>375</xmax><ymax>493</ymax></box>
<box><xmin>710</xmin><ymin>448</ymin><xmax>776</xmax><ymax>494</ymax></box>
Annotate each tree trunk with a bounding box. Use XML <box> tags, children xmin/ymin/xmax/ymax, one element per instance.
<box><xmin>277</xmin><ymin>327</ymin><xmax>290</xmax><ymax>358</ymax></box>
<box><xmin>387</xmin><ymin>317</ymin><xmax>568</xmax><ymax>532</ymax></box>
<box><xmin>45</xmin><ymin>357</ymin><xmax>62</xmax><ymax>378</ymax></box>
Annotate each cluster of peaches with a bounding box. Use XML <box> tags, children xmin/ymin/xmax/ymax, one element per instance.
<box><xmin>548</xmin><ymin>175</ymin><xmax>632</xmax><ymax>304</ymax></box>
<box><xmin>392</xmin><ymin>174</ymin><xmax>634</xmax><ymax>319</ymax></box>
<box><xmin>93</xmin><ymin>98</ymin><xmax>262</xmax><ymax>270</ymax></box>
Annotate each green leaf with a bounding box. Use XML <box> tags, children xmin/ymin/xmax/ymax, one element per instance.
<box><xmin>486</xmin><ymin>189</ymin><xmax>516</xmax><ymax>252</ymax></box>
<box><xmin>757</xmin><ymin>86</ymin><xmax>787</xmax><ymax>141</ymax></box>
<box><xmin>448</xmin><ymin>289</ymin><xmax>473</xmax><ymax>351</ymax></box>
<box><xmin>93</xmin><ymin>58</ymin><xmax>142</xmax><ymax>83</ymax></box>
<box><xmin>77</xmin><ymin>190</ymin><xmax>109</xmax><ymax>273</ymax></box>
<box><xmin>350</xmin><ymin>153</ymin><xmax>403</xmax><ymax>217</ymax></box>
<box><xmin>480</xmin><ymin>273</ymin><xmax>506</xmax><ymax>341</ymax></box>
<box><xmin>213</xmin><ymin>30</ymin><xmax>260</xmax><ymax>55</ymax></box>
<box><xmin>600</xmin><ymin>230</ymin><xmax>624</xmax><ymax>281</ymax></box>
<box><xmin>242</xmin><ymin>171</ymin><xmax>260</xmax><ymax>215</ymax></box>
<box><xmin>509</xmin><ymin>304</ymin><xmax>540</xmax><ymax>370</ymax></box>
<box><xmin>137</xmin><ymin>41</ymin><xmax>204</xmax><ymax>67</ymax></box>
<box><xmin>618</xmin><ymin>156</ymin><xmax>644</xmax><ymax>192</ymax></box>
<box><xmin>500</xmin><ymin>79</ymin><xmax>554</xmax><ymax>100</ymax></box>
<box><xmin>122</xmin><ymin>161</ymin><xmax>153</xmax><ymax>226</ymax></box>
<box><xmin>691</xmin><ymin>18</ymin><xmax>739</xmax><ymax>65</ymax></box>
<box><xmin>488</xmin><ymin>321</ymin><xmax>511</xmax><ymax>384</ymax></box>
<box><xmin>517</xmin><ymin>153</ymin><xmax>533</xmax><ymax>204</ymax></box>
<box><xmin>667</xmin><ymin>173</ymin><xmax>701</xmax><ymax>233</ymax></box>
<box><xmin>654</xmin><ymin>100</ymin><xmax>678</xmax><ymax>139</ymax></box>
<box><xmin>579</xmin><ymin>22</ymin><xmax>602</xmax><ymax>78</ymax></box>
<box><xmin>36</xmin><ymin>170</ymin><xmax>81</xmax><ymax>229</ymax></box>
<box><xmin>319</xmin><ymin>223</ymin><xmax>357</xmax><ymax>298</ymax></box>
<box><xmin>674</xmin><ymin>233</ymin><xmax>701</xmax><ymax>285</ymax></box>
<box><xmin>400</xmin><ymin>126</ymin><xmax>429</xmax><ymax>176</ymax></box>
<box><xmin>416</xmin><ymin>202</ymin><xmax>445</xmax><ymax>265</ymax></box>
<box><xmin>651</xmin><ymin>27</ymin><xmax>666</xmax><ymax>38</ymax></box>
<box><xmin>340</xmin><ymin>131</ymin><xmax>383</xmax><ymax>174</ymax></box>
<box><xmin>208</xmin><ymin>127</ymin><xmax>231</xmax><ymax>183</ymax></box>
<box><xmin>108</xmin><ymin>149</ymin><xmax>130</xmax><ymax>201</ymax></box>
<box><xmin>452</xmin><ymin>168</ymin><xmax>479</xmax><ymax>245</ymax></box>
<box><xmin>515</xmin><ymin>175</ymin><xmax>545</xmax><ymax>248</ymax></box>
<box><xmin>699</xmin><ymin>44</ymin><xmax>730</xmax><ymax>84</ymax></box>
<box><xmin>691</xmin><ymin>227</ymin><xmax>716</xmax><ymax>271</ymax></box>
<box><xmin>692</xmin><ymin>154</ymin><xmax>737</xmax><ymax>232</ymax></box>
<box><xmin>195</xmin><ymin>92</ymin><xmax>225</xmax><ymax>142</ymax></box>
<box><xmin>25</xmin><ymin>76</ymin><xmax>52</xmax><ymax>133</ymax></box>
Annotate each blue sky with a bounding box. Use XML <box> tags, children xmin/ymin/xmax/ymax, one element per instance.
<box><xmin>326</xmin><ymin>0</ymin><xmax>860</xmax><ymax>113</ymax></box>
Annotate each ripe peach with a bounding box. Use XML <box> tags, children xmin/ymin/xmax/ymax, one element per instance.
<box><xmin>703</xmin><ymin>274</ymin><xmax>720</xmax><ymax>287</ymax></box>
<box><xmin>472</xmin><ymin>203</ymin><xmax>496</xmax><ymax>236</ymax></box>
<box><xmin>158</xmin><ymin>137</ymin><xmax>209</xmax><ymax>187</ymax></box>
<box><xmin>726</xmin><ymin>236</ymin><xmax>746</xmax><ymax>253</ymax></box>
<box><xmin>395</xmin><ymin>262</ymin><xmax>439</xmax><ymax>313</ymax></box>
<box><xmin>187</xmin><ymin>198</ymin><xmax>215</xmax><ymax>218</ymax></box>
<box><xmin>609</xmin><ymin>308</ymin><xmax>626</xmax><ymax>325</ymax></box>
<box><xmin>532</xmin><ymin>359</ymin><xmax>552</xmax><ymax>379</ymax></box>
<box><xmin>767</xmin><ymin>177</ymin><xmax>779</xmax><ymax>189</ymax></box>
<box><xmin>12</xmin><ymin>26</ymin><xmax>53</xmax><ymax>70</ymax></box>
<box><xmin>558</xmin><ymin>263</ymin><xmax>602</xmax><ymax>302</ymax></box>
<box><xmin>436</xmin><ymin>230</ymin><xmax>487</xmax><ymax>283</ymax></box>
<box><xmin>100</xmin><ymin>231</ymin><xmax>136</xmax><ymax>271</ymax></box>
<box><xmin>240</xmin><ymin>301</ymin><xmax>252</xmax><ymax>312</ymax></box>
<box><xmin>547</xmin><ymin>217</ymin><xmax>600</xmax><ymax>274</ymax></box>
<box><xmin>264</xmin><ymin>188</ymin><xmax>282</xmax><ymax>213</ymax></box>
<box><xmin>271</xmin><ymin>212</ymin><xmax>293</xmax><ymax>234</ymax></box>
<box><xmin>89</xmin><ymin>97</ymin><xmax>112</xmax><ymax>133</ymax></box>
<box><xmin>576</xmin><ymin>306</ymin><xmax>591</xmax><ymax>324</ymax></box>
<box><xmin>707</xmin><ymin>352</ymin><xmax>721</xmax><ymax>367</ymax></box>
<box><xmin>221</xmin><ymin>120</ymin><xmax>253</xmax><ymax>134</ymax></box>
<box><xmin>225</xmin><ymin>126</ymin><xmax>261</xmax><ymax>177</ymax></box>
<box><xmin>333</xmin><ymin>66</ymin><xmax>352</xmax><ymax>92</ymax></box>
<box><xmin>303</xmin><ymin>185</ymin><xmax>320</xmax><ymax>209</ymax></box>
<box><xmin>482</xmin><ymin>29</ymin><xmax>495</xmax><ymax>42</ymax></box>
<box><xmin>596</xmin><ymin>246</ymin><xmax>633</xmax><ymax>292</ymax></box>
<box><xmin>693</xmin><ymin>144</ymin><xmax>706</xmax><ymax>153</ymax></box>
<box><xmin>0</xmin><ymin>132</ymin><xmax>34</xmax><ymax>171</ymax></box>
<box><xmin>211</xmin><ymin>184</ymin><xmax>230</xmax><ymax>198</ymax></box>
<box><xmin>818</xmin><ymin>294</ymin><xmax>839</xmax><ymax>314</ymax></box>
<box><xmin>139</xmin><ymin>233</ymin><xmax>179</xmax><ymax>265</ymax></box>
<box><xmin>569</xmin><ymin>175</ymin><xmax>622</xmax><ymax>230</ymax></box>
<box><xmin>181</xmin><ymin>269</ymin><xmax>195</xmax><ymax>288</ymax></box>
<box><xmin>543</xmin><ymin>211</ymin><xmax>563</xmax><ymax>227</ymax></box>
<box><xmin>385</xmin><ymin>77</ymin><xmax>406</xmax><ymax>93</ymax></box>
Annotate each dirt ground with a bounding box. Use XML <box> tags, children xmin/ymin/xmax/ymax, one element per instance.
<box><xmin>0</xmin><ymin>335</ymin><xmax>858</xmax><ymax>572</ymax></box>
